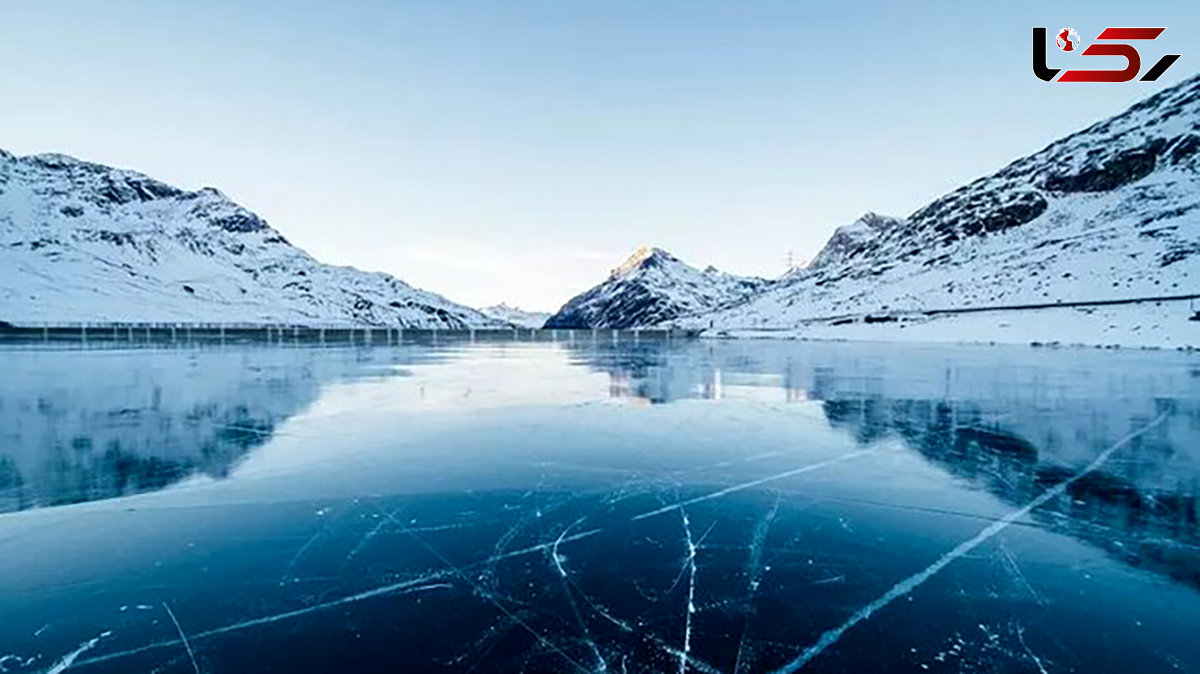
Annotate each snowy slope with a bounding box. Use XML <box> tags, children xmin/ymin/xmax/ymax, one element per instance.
<box><xmin>0</xmin><ymin>151</ymin><xmax>500</xmax><ymax>328</ymax></box>
<box><xmin>478</xmin><ymin>303</ymin><xmax>551</xmax><ymax>328</ymax></box>
<box><xmin>543</xmin><ymin>246</ymin><xmax>767</xmax><ymax>328</ymax></box>
<box><xmin>675</xmin><ymin>74</ymin><xmax>1200</xmax><ymax>346</ymax></box>
<box><xmin>806</xmin><ymin>212</ymin><xmax>906</xmax><ymax>271</ymax></box>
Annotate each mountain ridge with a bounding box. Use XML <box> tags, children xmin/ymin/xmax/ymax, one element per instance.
<box><xmin>0</xmin><ymin>150</ymin><xmax>500</xmax><ymax>328</ymax></box>
<box><xmin>478</xmin><ymin>303</ymin><xmax>551</xmax><ymax>328</ymax></box>
<box><xmin>664</xmin><ymin>74</ymin><xmax>1200</xmax><ymax>346</ymax></box>
<box><xmin>544</xmin><ymin>246</ymin><xmax>767</xmax><ymax>328</ymax></box>
<box><xmin>4</xmin><ymin>73</ymin><xmax>1198</xmax><ymax>344</ymax></box>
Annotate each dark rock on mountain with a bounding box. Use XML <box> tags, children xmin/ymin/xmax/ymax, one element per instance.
<box><xmin>545</xmin><ymin>246</ymin><xmax>766</xmax><ymax>328</ymax></box>
<box><xmin>0</xmin><ymin>151</ymin><xmax>503</xmax><ymax>327</ymax></box>
<box><xmin>679</xmin><ymin>73</ymin><xmax>1200</xmax><ymax>335</ymax></box>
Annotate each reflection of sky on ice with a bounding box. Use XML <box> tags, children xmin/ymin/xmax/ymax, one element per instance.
<box><xmin>0</xmin><ymin>338</ymin><xmax>1198</xmax><ymax>673</ymax></box>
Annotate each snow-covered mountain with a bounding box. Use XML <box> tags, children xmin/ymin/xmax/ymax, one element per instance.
<box><xmin>478</xmin><ymin>303</ymin><xmax>551</xmax><ymax>328</ymax></box>
<box><xmin>0</xmin><ymin>151</ymin><xmax>500</xmax><ymax>328</ymax></box>
<box><xmin>675</xmin><ymin>74</ymin><xmax>1200</xmax><ymax>346</ymax></box>
<box><xmin>806</xmin><ymin>212</ymin><xmax>906</xmax><ymax>271</ymax></box>
<box><xmin>543</xmin><ymin>246</ymin><xmax>767</xmax><ymax>328</ymax></box>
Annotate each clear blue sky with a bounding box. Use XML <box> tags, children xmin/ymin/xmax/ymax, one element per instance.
<box><xmin>1</xmin><ymin>1</ymin><xmax>1196</xmax><ymax>310</ymax></box>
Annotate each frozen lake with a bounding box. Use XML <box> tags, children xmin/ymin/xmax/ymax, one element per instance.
<box><xmin>1</xmin><ymin>337</ymin><xmax>1198</xmax><ymax>673</ymax></box>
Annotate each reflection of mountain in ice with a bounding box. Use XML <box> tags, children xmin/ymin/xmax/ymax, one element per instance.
<box><xmin>822</xmin><ymin>397</ymin><xmax>1200</xmax><ymax>589</ymax></box>
<box><xmin>575</xmin><ymin>340</ymin><xmax>1200</xmax><ymax>484</ymax></box>
<box><xmin>569</xmin><ymin>340</ymin><xmax>1200</xmax><ymax>586</ymax></box>
<box><xmin>2</xmin><ymin>339</ymin><xmax>1199</xmax><ymax>673</ymax></box>
<box><xmin>0</xmin><ymin>348</ymin><xmax>318</xmax><ymax>512</ymax></box>
<box><xmin>0</xmin><ymin>346</ymin><xmax>447</xmax><ymax>513</ymax></box>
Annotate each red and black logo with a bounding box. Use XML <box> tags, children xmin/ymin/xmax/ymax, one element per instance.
<box><xmin>1033</xmin><ymin>27</ymin><xmax>1181</xmax><ymax>82</ymax></box>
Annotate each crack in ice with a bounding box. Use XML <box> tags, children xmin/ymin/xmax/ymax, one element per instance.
<box><xmin>161</xmin><ymin>602</ymin><xmax>200</xmax><ymax>674</ymax></box>
<box><xmin>770</xmin><ymin>411</ymin><xmax>1169</xmax><ymax>673</ymax></box>
<box><xmin>278</xmin><ymin>525</ymin><xmax>325</xmax><ymax>586</ymax></box>
<box><xmin>72</xmin><ymin>530</ymin><xmax>599</xmax><ymax>670</ymax></box>
<box><xmin>678</xmin><ymin>510</ymin><xmax>697</xmax><ymax>674</ymax></box>
<box><xmin>552</xmin><ymin>518</ymin><xmax>606</xmax><ymax>672</ymax></box>
<box><xmin>734</xmin><ymin>494</ymin><xmax>779</xmax><ymax>674</ymax></box>
<box><xmin>46</xmin><ymin>631</ymin><xmax>111</xmax><ymax>674</ymax></box>
<box><xmin>633</xmin><ymin>450</ymin><xmax>873</xmax><ymax>521</ymax></box>
<box><xmin>376</xmin><ymin>506</ymin><xmax>595</xmax><ymax>674</ymax></box>
<box><xmin>998</xmin><ymin>542</ymin><xmax>1046</xmax><ymax>606</ymax></box>
<box><xmin>337</xmin><ymin>513</ymin><xmax>393</xmax><ymax>575</ymax></box>
<box><xmin>1015</xmin><ymin>623</ymin><xmax>1049</xmax><ymax>674</ymax></box>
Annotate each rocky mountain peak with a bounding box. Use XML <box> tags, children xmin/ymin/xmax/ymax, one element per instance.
<box><xmin>671</xmin><ymin>72</ymin><xmax>1200</xmax><ymax>342</ymax></box>
<box><xmin>808</xmin><ymin>212</ymin><xmax>904</xmax><ymax>270</ymax></box>
<box><xmin>612</xmin><ymin>246</ymin><xmax>676</xmax><ymax>277</ymax></box>
<box><xmin>545</xmin><ymin>248</ymin><xmax>767</xmax><ymax>329</ymax></box>
<box><xmin>0</xmin><ymin>149</ymin><xmax>499</xmax><ymax>328</ymax></box>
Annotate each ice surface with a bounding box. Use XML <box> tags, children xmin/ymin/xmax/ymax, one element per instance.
<box><xmin>0</xmin><ymin>337</ymin><xmax>1198</xmax><ymax>672</ymax></box>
